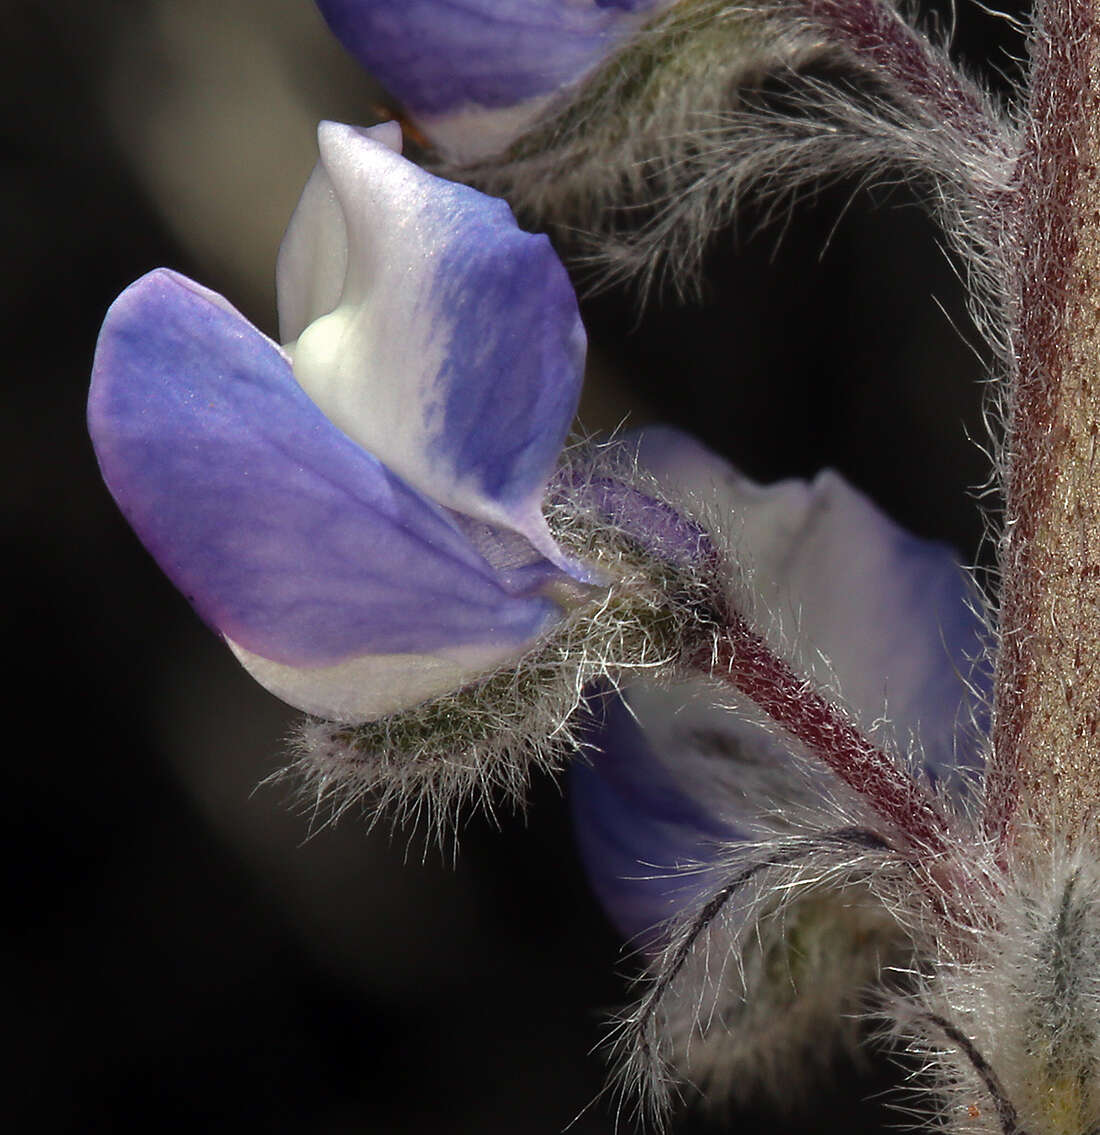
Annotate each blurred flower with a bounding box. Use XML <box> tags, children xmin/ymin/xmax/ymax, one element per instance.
<box><xmin>313</xmin><ymin>0</ymin><xmax>675</xmax><ymax>161</ymax></box>
<box><xmin>570</xmin><ymin>428</ymin><xmax>990</xmax><ymax>1098</ymax></box>
<box><xmin>88</xmin><ymin>120</ymin><xmax>591</xmax><ymax>722</ymax></box>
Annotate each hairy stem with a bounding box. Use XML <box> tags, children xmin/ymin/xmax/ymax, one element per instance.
<box><xmin>988</xmin><ymin>0</ymin><xmax>1100</xmax><ymax>851</ymax></box>
<box><xmin>802</xmin><ymin>0</ymin><xmax>1002</xmax><ymax>148</ymax></box>
<box><xmin>697</xmin><ymin>614</ymin><xmax>950</xmax><ymax>853</ymax></box>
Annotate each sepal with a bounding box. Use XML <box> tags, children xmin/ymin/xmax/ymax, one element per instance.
<box><xmin>613</xmin><ymin>829</ymin><xmax>907</xmax><ymax>1116</ymax></box>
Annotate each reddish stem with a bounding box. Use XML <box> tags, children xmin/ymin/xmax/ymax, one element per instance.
<box><xmin>802</xmin><ymin>0</ymin><xmax>1004</xmax><ymax>151</ymax></box>
<box><xmin>698</xmin><ymin>612</ymin><xmax>951</xmax><ymax>854</ymax></box>
<box><xmin>987</xmin><ymin>0</ymin><xmax>1100</xmax><ymax>851</ymax></box>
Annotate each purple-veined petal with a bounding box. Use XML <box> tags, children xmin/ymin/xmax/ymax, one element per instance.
<box><xmin>572</xmin><ymin>431</ymin><xmax>989</xmax><ymax>942</ymax></box>
<box><xmin>313</xmin><ymin>1</ymin><xmax>673</xmax><ymax>162</ymax></box>
<box><xmin>282</xmin><ymin>121</ymin><xmax>586</xmax><ymax>572</ymax></box>
<box><xmin>89</xmin><ymin>269</ymin><xmax>563</xmax><ymax>721</ymax></box>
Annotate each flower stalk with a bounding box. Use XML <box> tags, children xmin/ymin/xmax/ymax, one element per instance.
<box><xmin>802</xmin><ymin>0</ymin><xmax>1001</xmax><ymax>143</ymax></box>
<box><xmin>697</xmin><ymin>613</ymin><xmax>952</xmax><ymax>854</ymax></box>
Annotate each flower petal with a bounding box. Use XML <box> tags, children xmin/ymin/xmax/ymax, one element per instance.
<box><xmin>276</xmin><ymin>120</ymin><xmax>401</xmax><ymax>344</ymax></box>
<box><xmin>283</xmin><ymin>121</ymin><xmax>586</xmax><ymax>570</ymax></box>
<box><xmin>89</xmin><ymin>269</ymin><xmax>562</xmax><ymax>720</ymax></box>
<box><xmin>633</xmin><ymin>427</ymin><xmax>990</xmax><ymax>783</ymax></box>
<box><xmin>571</xmin><ymin>690</ymin><xmax>744</xmax><ymax>947</ymax></box>
<box><xmin>226</xmin><ymin>638</ymin><xmax>525</xmax><ymax>722</ymax></box>
<box><xmin>572</xmin><ymin>431</ymin><xmax>989</xmax><ymax>941</ymax></box>
<box><xmin>313</xmin><ymin>1</ymin><xmax>672</xmax><ymax>162</ymax></box>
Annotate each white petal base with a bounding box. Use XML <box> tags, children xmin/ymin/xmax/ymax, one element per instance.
<box><xmin>227</xmin><ymin>636</ymin><xmax>524</xmax><ymax>723</ymax></box>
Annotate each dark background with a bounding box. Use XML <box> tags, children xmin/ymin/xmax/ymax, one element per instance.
<box><xmin>5</xmin><ymin>1</ymin><xmax>1023</xmax><ymax>1131</ymax></box>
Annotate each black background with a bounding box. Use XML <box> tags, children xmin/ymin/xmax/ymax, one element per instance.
<box><xmin>5</xmin><ymin>1</ymin><xmax>1024</xmax><ymax>1131</ymax></box>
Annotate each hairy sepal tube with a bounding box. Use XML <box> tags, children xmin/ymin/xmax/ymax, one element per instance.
<box><xmin>292</xmin><ymin>437</ymin><xmax>735</xmax><ymax>834</ymax></box>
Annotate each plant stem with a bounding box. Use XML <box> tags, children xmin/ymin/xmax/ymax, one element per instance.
<box><xmin>698</xmin><ymin>613</ymin><xmax>950</xmax><ymax>853</ymax></box>
<box><xmin>803</xmin><ymin>0</ymin><xmax>1002</xmax><ymax>148</ymax></box>
<box><xmin>988</xmin><ymin>0</ymin><xmax>1100</xmax><ymax>851</ymax></box>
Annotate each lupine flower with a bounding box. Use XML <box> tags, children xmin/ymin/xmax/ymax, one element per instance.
<box><xmin>88</xmin><ymin>120</ymin><xmax>594</xmax><ymax>723</ymax></box>
<box><xmin>313</xmin><ymin>0</ymin><xmax>674</xmax><ymax>162</ymax></box>
<box><xmin>88</xmin><ymin>118</ymin><xmax>733</xmax><ymax>826</ymax></box>
<box><xmin>312</xmin><ymin>0</ymin><xmax>1012</xmax><ymax>300</ymax></box>
<box><xmin>570</xmin><ymin>427</ymin><xmax>990</xmax><ymax>1107</ymax></box>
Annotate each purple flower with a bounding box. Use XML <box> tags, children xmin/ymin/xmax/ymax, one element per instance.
<box><xmin>572</xmin><ymin>428</ymin><xmax>988</xmax><ymax>944</ymax></box>
<box><xmin>566</xmin><ymin>428</ymin><xmax>991</xmax><ymax>1099</ymax></box>
<box><xmin>88</xmin><ymin>121</ymin><xmax>591</xmax><ymax>722</ymax></box>
<box><xmin>313</xmin><ymin>0</ymin><xmax>675</xmax><ymax>161</ymax></box>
